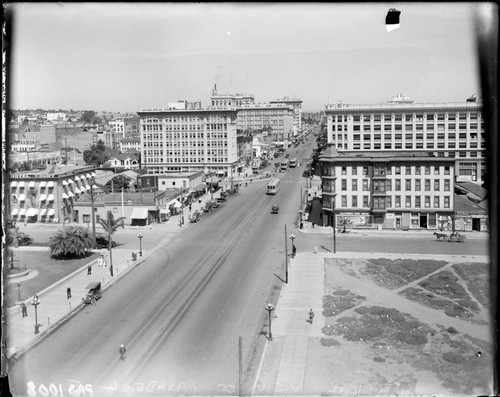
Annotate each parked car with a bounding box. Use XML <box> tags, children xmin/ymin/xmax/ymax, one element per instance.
<box><xmin>17</xmin><ymin>233</ymin><xmax>33</xmax><ymax>246</ymax></box>
<box><xmin>96</xmin><ymin>236</ymin><xmax>117</xmax><ymax>249</ymax></box>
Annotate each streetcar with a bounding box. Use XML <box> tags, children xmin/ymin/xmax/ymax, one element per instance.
<box><xmin>267</xmin><ymin>178</ymin><xmax>281</xmax><ymax>195</ymax></box>
<box><xmin>280</xmin><ymin>159</ymin><xmax>289</xmax><ymax>171</ymax></box>
<box><xmin>289</xmin><ymin>158</ymin><xmax>297</xmax><ymax>167</ymax></box>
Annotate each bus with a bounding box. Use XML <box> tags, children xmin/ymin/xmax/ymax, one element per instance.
<box><xmin>289</xmin><ymin>158</ymin><xmax>297</xmax><ymax>167</ymax></box>
<box><xmin>267</xmin><ymin>178</ymin><xmax>281</xmax><ymax>195</ymax></box>
<box><xmin>280</xmin><ymin>159</ymin><xmax>289</xmax><ymax>171</ymax></box>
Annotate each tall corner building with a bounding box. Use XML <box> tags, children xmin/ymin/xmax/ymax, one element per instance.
<box><xmin>325</xmin><ymin>94</ymin><xmax>486</xmax><ymax>185</ymax></box>
<box><xmin>137</xmin><ymin>101</ymin><xmax>238</xmax><ymax>176</ymax></box>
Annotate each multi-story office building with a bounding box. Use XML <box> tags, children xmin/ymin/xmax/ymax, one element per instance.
<box><xmin>236</xmin><ymin>103</ymin><xmax>294</xmax><ymax>143</ymax></box>
<box><xmin>320</xmin><ymin>147</ymin><xmax>455</xmax><ymax>230</ymax></box>
<box><xmin>210</xmin><ymin>85</ymin><xmax>255</xmax><ymax>107</ymax></box>
<box><xmin>325</xmin><ymin>94</ymin><xmax>486</xmax><ymax>185</ymax></box>
<box><xmin>137</xmin><ymin>101</ymin><xmax>238</xmax><ymax>176</ymax></box>
<box><xmin>270</xmin><ymin>96</ymin><xmax>303</xmax><ymax>135</ymax></box>
<box><xmin>119</xmin><ymin>137</ymin><xmax>141</xmax><ymax>152</ymax></box>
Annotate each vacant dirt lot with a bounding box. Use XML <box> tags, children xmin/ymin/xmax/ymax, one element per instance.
<box><xmin>305</xmin><ymin>257</ymin><xmax>492</xmax><ymax>396</ymax></box>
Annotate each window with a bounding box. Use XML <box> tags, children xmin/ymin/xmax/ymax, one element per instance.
<box><xmin>434</xmin><ymin>180</ymin><xmax>440</xmax><ymax>191</ymax></box>
<box><xmin>415</xmin><ymin>166</ymin><xmax>421</xmax><ymax>175</ymax></box>
<box><xmin>386</xmin><ymin>196</ymin><xmax>392</xmax><ymax>207</ymax></box>
<box><xmin>434</xmin><ymin>197</ymin><xmax>440</xmax><ymax>208</ymax></box>
<box><xmin>352</xmin><ymin>179</ymin><xmax>358</xmax><ymax>191</ymax></box>
<box><xmin>341</xmin><ymin>166</ymin><xmax>347</xmax><ymax>175</ymax></box>
<box><xmin>424</xmin><ymin>166</ymin><xmax>430</xmax><ymax>175</ymax></box>
<box><xmin>352</xmin><ymin>167</ymin><xmax>358</xmax><ymax>175</ymax></box>
<box><xmin>415</xmin><ymin>179</ymin><xmax>421</xmax><ymax>191</ymax></box>
<box><xmin>405</xmin><ymin>166</ymin><xmax>411</xmax><ymax>175</ymax></box>
<box><xmin>395</xmin><ymin>196</ymin><xmax>401</xmax><ymax>208</ymax></box>
<box><xmin>444</xmin><ymin>196</ymin><xmax>450</xmax><ymax>208</ymax></box>
<box><xmin>395</xmin><ymin>179</ymin><xmax>401</xmax><ymax>190</ymax></box>
<box><xmin>341</xmin><ymin>195</ymin><xmax>347</xmax><ymax>207</ymax></box>
<box><xmin>395</xmin><ymin>166</ymin><xmax>401</xmax><ymax>175</ymax></box>
<box><xmin>444</xmin><ymin>179</ymin><xmax>450</xmax><ymax>191</ymax></box>
<box><xmin>425</xmin><ymin>196</ymin><xmax>431</xmax><ymax>208</ymax></box>
<box><xmin>363</xmin><ymin>167</ymin><xmax>368</xmax><ymax>176</ymax></box>
<box><xmin>362</xmin><ymin>179</ymin><xmax>369</xmax><ymax>190</ymax></box>
<box><xmin>83</xmin><ymin>214</ymin><xmax>90</xmax><ymax>223</ymax></box>
<box><xmin>385</xmin><ymin>180</ymin><xmax>392</xmax><ymax>191</ymax></box>
<box><xmin>425</xmin><ymin>179</ymin><xmax>431</xmax><ymax>191</ymax></box>
<box><xmin>405</xmin><ymin>196</ymin><xmax>412</xmax><ymax>208</ymax></box>
<box><xmin>341</xmin><ymin>179</ymin><xmax>347</xmax><ymax>191</ymax></box>
<box><xmin>415</xmin><ymin>196</ymin><xmax>421</xmax><ymax>208</ymax></box>
<box><xmin>352</xmin><ymin>196</ymin><xmax>358</xmax><ymax>207</ymax></box>
<box><xmin>363</xmin><ymin>195</ymin><xmax>369</xmax><ymax>207</ymax></box>
<box><xmin>405</xmin><ymin>179</ymin><xmax>411</xmax><ymax>190</ymax></box>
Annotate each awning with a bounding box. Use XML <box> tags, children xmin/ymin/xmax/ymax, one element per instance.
<box><xmin>86</xmin><ymin>173</ymin><xmax>92</xmax><ymax>178</ymax></box>
<box><xmin>40</xmin><ymin>209</ymin><xmax>47</xmax><ymax>217</ymax></box>
<box><xmin>62</xmin><ymin>180</ymin><xmax>68</xmax><ymax>186</ymax></box>
<box><xmin>11</xmin><ymin>208</ymin><xmax>19</xmax><ymax>216</ymax></box>
<box><xmin>28</xmin><ymin>181</ymin><xmax>35</xmax><ymax>187</ymax></box>
<box><xmin>26</xmin><ymin>208</ymin><xmax>38</xmax><ymax>217</ymax></box>
<box><xmin>48</xmin><ymin>194</ymin><xmax>55</xmax><ymax>201</ymax></box>
<box><xmin>74</xmin><ymin>187</ymin><xmax>81</xmax><ymax>194</ymax></box>
<box><xmin>62</xmin><ymin>192</ymin><xmax>68</xmax><ymax>199</ymax></box>
<box><xmin>39</xmin><ymin>194</ymin><xmax>47</xmax><ymax>201</ymax></box>
<box><xmin>47</xmin><ymin>181</ymin><xmax>54</xmax><ymax>188</ymax></box>
<box><xmin>48</xmin><ymin>209</ymin><xmax>55</xmax><ymax>216</ymax></box>
<box><xmin>18</xmin><ymin>194</ymin><xmax>26</xmax><ymax>201</ymax></box>
<box><xmin>68</xmin><ymin>179</ymin><xmax>74</xmax><ymax>184</ymax></box>
<box><xmin>19</xmin><ymin>208</ymin><xmax>26</xmax><ymax>216</ymax></box>
<box><xmin>75</xmin><ymin>176</ymin><xmax>80</xmax><ymax>181</ymax></box>
<box><xmin>39</xmin><ymin>181</ymin><xmax>47</xmax><ymax>188</ymax></box>
<box><xmin>18</xmin><ymin>181</ymin><xmax>25</xmax><ymax>188</ymax></box>
<box><xmin>167</xmin><ymin>199</ymin><xmax>182</xmax><ymax>208</ymax></box>
<box><xmin>11</xmin><ymin>181</ymin><xmax>18</xmax><ymax>187</ymax></box>
<box><xmin>68</xmin><ymin>192</ymin><xmax>74</xmax><ymax>197</ymax></box>
<box><xmin>80</xmin><ymin>174</ymin><xmax>86</xmax><ymax>180</ymax></box>
<box><xmin>86</xmin><ymin>184</ymin><xmax>91</xmax><ymax>190</ymax></box>
<box><xmin>91</xmin><ymin>172</ymin><xmax>97</xmax><ymax>177</ymax></box>
<box><xmin>130</xmin><ymin>207</ymin><xmax>148</xmax><ymax>220</ymax></box>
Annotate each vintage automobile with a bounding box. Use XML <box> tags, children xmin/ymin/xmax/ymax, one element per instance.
<box><xmin>190</xmin><ymin>211</ymin><xmax>202</xmax><ymax>223</ymax></box>
<box><xmin>271</xmin><ymin>205</ymin><xmax>280</xmax><ymax>214</ymax></box>
<box><xmin>82</xmin><ymin>282</ymin><xmax>102</xmax><ymax>305</ymax></box>
<box><xmin>95</xmin><ymin>235</ymin><xmax>117</xmax><ymax>249</ymax></box>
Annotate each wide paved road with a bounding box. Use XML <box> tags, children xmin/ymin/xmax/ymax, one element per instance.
<box><xmin>9</xmin><ymin>160</ymin><xmax>310</xmax><ymax>397</ymax></box>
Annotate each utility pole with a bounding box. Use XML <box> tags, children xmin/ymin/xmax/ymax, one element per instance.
<box><xmin>90</xmin><ymin>184</ymin><xmax>96</xmax><ymax>241</ymax></box>
<box><xmin>284</xmin><ymin>224</ymin><xmax>288</xmax><ymax>283</ymax></box>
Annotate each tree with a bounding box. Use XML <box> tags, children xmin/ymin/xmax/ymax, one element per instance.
<box><xmin>49</xmin><ymin>226</ymin><xmax>96</xmax><ymax>258</ymax></box>
<box><xmin>83</xmin><ymin>140</ymin><xmax>109</xmax><ymax>166</ymax></box>
<box><xmin>81</xmin><ymin>110</ymin><xmax>96</xmax><ymax>124</ymax></box>
<box><xmin>104</xmin><ymin>175</ymin><xmax>131</xmax><ymax>193</ymax></box>
<box><xmin>98</xmin><ymin>211</ymin><xmax>125</xmax><ymax>277</ymax></box>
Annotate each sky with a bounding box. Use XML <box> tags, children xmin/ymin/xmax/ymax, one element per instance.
<box><xmin>5</xmin><ymin>2</ymin><xmax>490</xmax><ymax>113</ymax></box>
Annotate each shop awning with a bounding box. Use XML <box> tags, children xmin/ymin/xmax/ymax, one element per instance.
<box><xmin>39</xmin><ymin>181</ymin><xmax>47</xmax><ymax>188</ymax></box>
<box><xmin>11</xmin><ymin>208</ymin><xmax>19</xmax><ymax>216</ymax></box>
<box><xmin>68</xmin><ymin>192</ymin><xmax>74</xmax><ymax>197</ymax></box>
<box><xmin>26</xmin><ymin>208</ymin><xmax>38</xmax><ymax>217</ymax></box>
<box><xmin>19</xmin><ymin>208</ymin><xmax>26</xmax><ymax>216</ymax></box>
<box><xmin>47</xmin><ymin>181</ymin><xmax>54</xmax><ymax>188</ymax></box>
<box><xmin>86</xmin><ymin>173</ymin><xmax>92</xmax><ymax>179</ymax></box>
<box><xmin>28</xmin><ymin>181</ymin><xmax>36</xmax><ymax>187</ymax></box>
<box><xmin>74</xmin><ymin>187</ymin><xmax>81</xmax><ymax>194</ymax></box>
<box><xmin>85</xmin><ymin>184</ymin><xmax>91</xmax><ymax>190</ymax></box>
<box><xmin>48</xmin><ymin>194</ymin><xmax>55</xmax><ymax>201</ymax></box>
<box><xmin>48</xmin><ymin>209</ymin><xmax>55</xmax><ymax>216</ymax></box>
<box><xmin>75</xmin><ymin>176</ymin><xmax>80</xmax><ymax>181</ymax></box>
<box><xmin>18</xmin><ymin>181</ymin><xmax>25</xmax><ymax>188</ymax></box>
<box><xmin>62</xmin><ymin>192</ymin><xmax>68</xmax><ymax>199</ymax></box>
<box><xmin>18</xmin><ymin>194</ymin><xmax>26</xmax><ymax>201</ymax></box>
<box><xmin>68</xmin><ymin>179</ymin><xmax>74</xmax><ymax>184</ymax></box>
<box><xmin>80</xmin><ymin>175</ymin><xmax>86</xmax><ymax>180</ymax></box>
<box><xmin>62</xmin><ymin>180</ymin><xmax>68</xmax><ymax>186</ymax></box>
<box><xmin>167</xmin><ymin>199</ymin><xmax>182</xmax><ymax>208</ymax></box>
<box><xmin>11</xmin><ymin>181</ymin><xmax>18</xmax><ymax>187</ymax></box>
<box><xmin>40</xmin><ymin>209</ymin><xmax>47</xmax><ymax>217</ymax></box>
<box><xmin>91</xmin><ymin>172</ymin><xmax>97</xmax><ymax>177</ymax></box>
<box><xmin>130</xmin><ymin>207</ymin><xmax>148</xmax><ymax>220</ymax></box>
<box><xmin>39</xmin><ymin>194</ymin><xmax>47</xmax><ymax>201</ymax></box>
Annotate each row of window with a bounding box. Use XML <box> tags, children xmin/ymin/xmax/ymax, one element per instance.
<box><xmin>338</xmin><ymin>195</ymin><xmax>451</xmax><ymax>209</ymax></box>
<box><xmin>147</xmin><ymin>157</ymin><xmax>230</xmax><ymax>164</ymax></box>
<box><xmin>339</xmin><ymin>178</ymin><xmax>451</xmax><ymax>192</ymax></box>
<box><xmin>333</xmin><ymin>112</ymin><xmax>480</xmax><ymax>122</ymax></box>
<box><xmin>142</xmin><ymin>132</ymin><xmax>230</xmax><ymax>140</ymax></box>
<box><xmin>350</xmin><ymin>142</ymin><xmax>484</xmax><ymax>154</ymax></box>
<box><xmin>333</xmin><ymin>165</ymin><xmax>451</xmax><ymax>176</ymax></box>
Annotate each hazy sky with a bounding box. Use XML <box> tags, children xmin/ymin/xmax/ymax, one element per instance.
<box><xmin>6</xmin><ymin>2</ymin><xmax>486</xmax><ymax>112</ymax></box>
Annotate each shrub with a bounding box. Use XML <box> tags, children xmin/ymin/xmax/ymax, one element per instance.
<box><xmin>320</xmin><ymin>338</ymin><xmax>340</xmax><ymax>347</ymax></box>
<box><xmin>443</xmin><ymin>352</ymin><xmax>464</xmax><ymax>363</ymax></box>
<box><xmin>49</xmin><ymin>226</ymin><xmax>96</xmax><ymax>258</ymax></box>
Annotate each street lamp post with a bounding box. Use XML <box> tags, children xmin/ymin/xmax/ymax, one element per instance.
<box><xmin>31</xmin><ymin>294</ymin><xmax>40</xmax><ymax>334</ymax></box>
<box><xmin>265</xmin><ymin>303</ymin><xmax>275</xmax><ymax>341</ymax></box>
<box><xmin>298</xmin><ymin>210</ymin><xmax>303</xmax><ymax>229</ymax></box>
<box><xmin>137</xmin><ymin>233</ymin><xmax>143</xmax><ymax>257</ymax></box>
<box><xmin>289</xmin><ymin>234</ymin><xmax>296</xmax><ymax>258</ymax></box>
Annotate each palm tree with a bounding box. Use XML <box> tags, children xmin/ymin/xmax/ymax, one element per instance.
<box><xmin>98</xmin><ymin>210</ymin><xmax>125</xmax><ymax>277</ymax></box>
<box><xmin>49</xmin><ymin>226</ymin><xmax>95</xmax><ymax>258</ymax></box>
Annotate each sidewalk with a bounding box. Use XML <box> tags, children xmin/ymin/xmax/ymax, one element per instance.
<box><xmin>4</xmin><ymin>188</ymin><xmax>225</xmax><ymax>360</ymax></box>
<box><xmin>252</xmin><ymin>250</ymin><xmax>490</xmax><ymax>396</ymax></box>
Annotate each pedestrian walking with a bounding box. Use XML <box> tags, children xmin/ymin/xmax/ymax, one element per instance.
<box><xmin>189</xmin><ymin>204</ymin><xmax>192</xmax><ymax>212</ymax></box>
<box><xmin>21</xmin><ymin>302</ymin><xmax>27</xmax><ymax>317</ymax></box>
<box><xmin>97</xmin><ymin>255</ymin><xmax>104</xmax><ymax>267</ymax></box>
<box><xmin>308</xmin><ymin>309</ymin><xmax>315</xmax><ymax>324</ymax></box>
<box><xmin>67</xmin><ymin>287</ymin><xmax>72</xmax><ymax>299</ymax></box>
<box><xmin>87</xmin><ymin>264</ymin><xmax>92</xmax><ymax>275</ymax></box>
